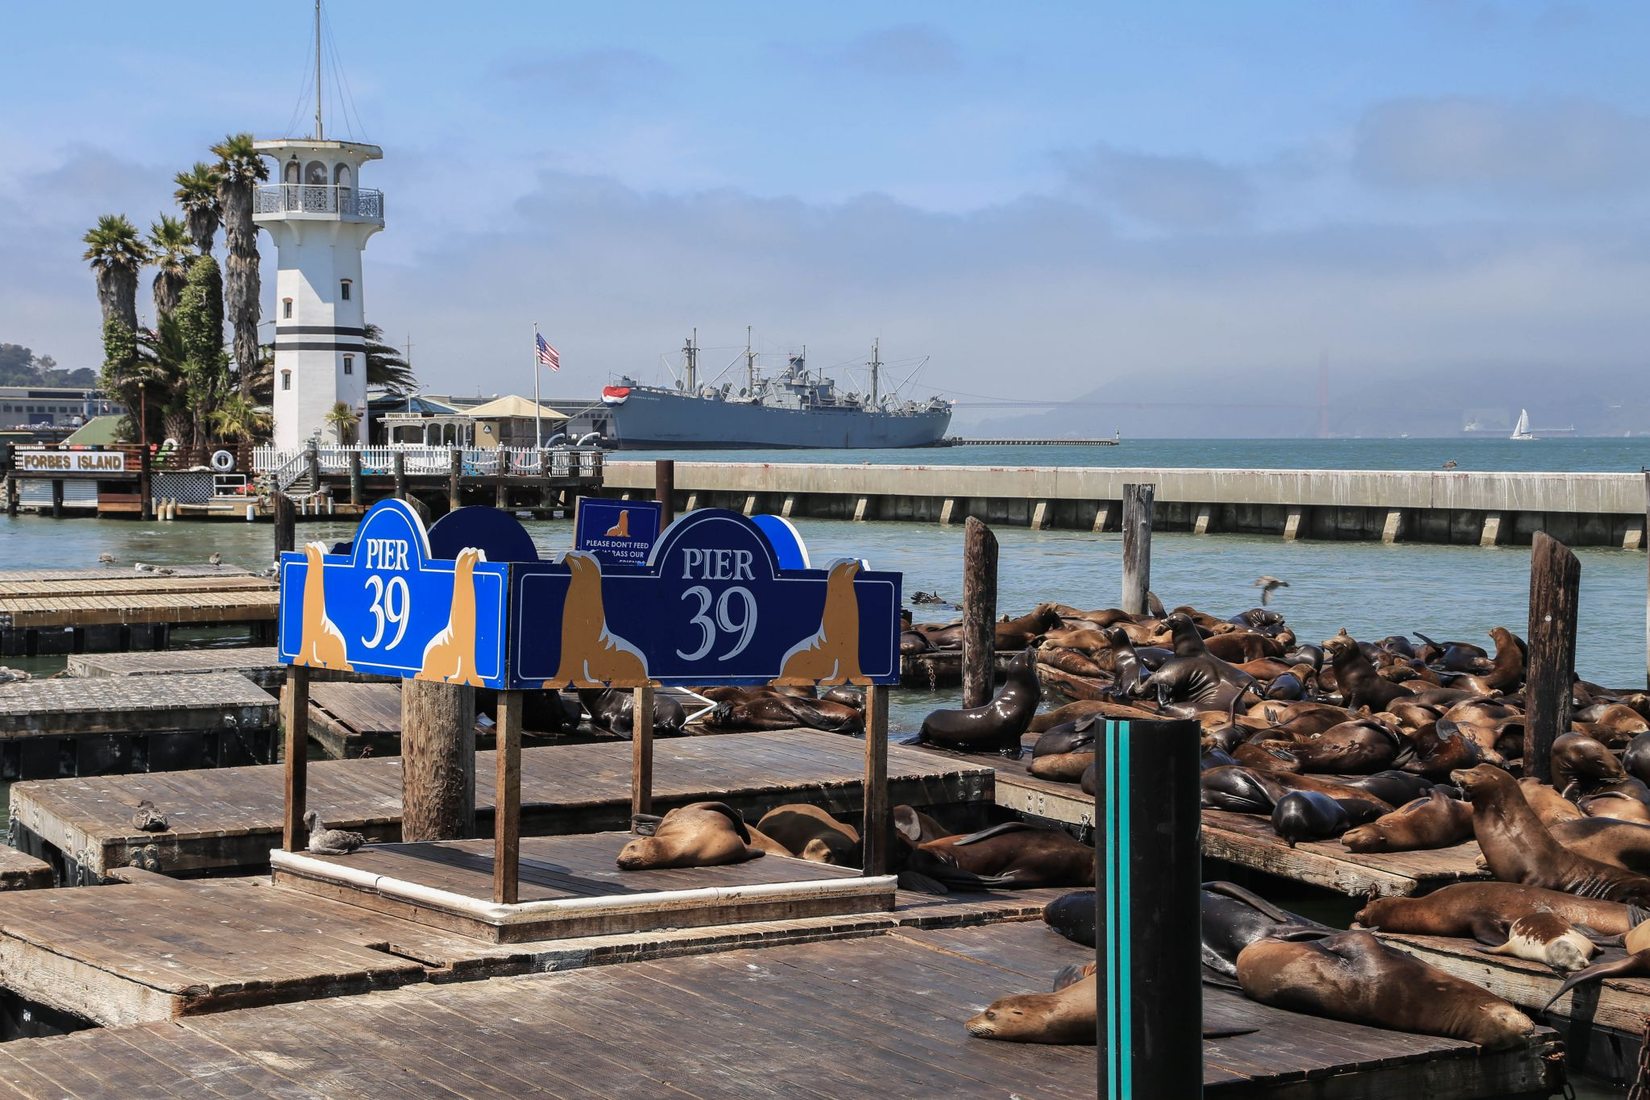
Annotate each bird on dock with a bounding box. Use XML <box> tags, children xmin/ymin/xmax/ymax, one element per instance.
<box><xmin>155</xmin><ymin>567</ymin><xmax>176</xmax><ymax>576</ymax></box>
<box><xmin>131</xmin><ymin>799</ymin><xmax>168</xmax><ymax>832</ymax></box>
<box><xmin>207</xmin><ymin>552</ymin><xmax>222</xmax><ymax>568</ymax></box>
<box><xmin>133</xmin><ymin>562</ymin><xmax>157</xmax><ymax>573</ymax></box>
<box><xmin>304</xmin><ymin>811</ymin><xmax>366</xmax><ymax>855</ymax></box>
<box><xmin>1253</xmin><ymin>576</ymin><xmax>1289</xmax><ymax>605</ymax></box>
<box><xmin>97</xmin><ymin>552</ymin><xmax>115</xmax><ymax>566</ymax></box>
<box><xmin>0</xmin><ymin>667</ymin><xmax>30</xmax><ymax>685</ymax></box>
<box><xmin>1442</xmin><ymin>459</ymin><xmax>1458</xmax><ymax>470</ymax></box>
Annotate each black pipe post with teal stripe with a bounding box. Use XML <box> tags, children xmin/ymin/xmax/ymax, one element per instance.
<box><xmin>1095</xmin><ymin>717</ymin><xmax>1202</xmax><ymax>1098</ymax></box>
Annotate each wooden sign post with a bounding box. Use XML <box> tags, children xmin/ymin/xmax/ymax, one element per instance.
<box><xmin>1526</xmin><ymin>531</ymin><xmax>1580</xmax><ymax>784</ymax></box>
<box><xmin>1121</xmin><ymin>484</ymin><xmax>1154</xmax><ymax>616</ymax></box>
<box><xmin>493</xmin><ymin>689</ymin><xmax>523</xmax><ymax>904</ymax></box>
<box><xmin>862</xmin><ymin>685</ymin><xmax>890</xmax><ymax>876</ymax></box>
<box><xmin>631</xmin><ymin>684</ymin><xmax>655</xmax><ymax>820</ymax></box>
<box><xmin>281</xmin><ymin>664</ymin><xmax>310</xmax><ymax>852</ymax></box>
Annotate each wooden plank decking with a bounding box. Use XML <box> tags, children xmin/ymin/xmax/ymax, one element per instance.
<box><xmin>9</xmin><ymin>731</ymin><xmax>995</xmax><ymax>882</ymax></box>
<box><xmin>0</xmin><ymin>843</ymin><xmax>52</xmax><ymax>890</ymax></box>
<box><xmin>0</xmin><ymin>566</ymin><xmax>260</xmax><ymax>583</ymax></box>
<box><xmin>0</xmin><ymin>587</ymin><xmax>279</xmax><ymax>629</ymax></box>
<box><xmin>306</xmin><ymin>681</ymin><xmax>406</xmax><ymax>757</ymax></box>
<box><xmin>0</xmin><ymin>870</ymin><xmax>1066</xmax><ymax>1026</ymax></box>
<box><xmin>66</xmin><ymin>645</ymin><xmax>370</xmax><ymax>691</ymax></box>
<box><xmin>0</xmin><ymin>921</ymin><xmax>1561</xmax><ymax>1098</ymax></box>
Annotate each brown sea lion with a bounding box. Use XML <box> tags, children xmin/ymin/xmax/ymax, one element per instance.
<box><xmin>1519</xmin><ymin>778</ymin><xmax>1584</xmax><ymax>826</ymax></box>
<box><xmin>1356</xmin><ymin>882</ymin><xmax>1636</xmax><ymax>940</ymax></box>
<box><xmin>918</xmin><ymin>648</ymin><xmax>1040</xmax><ymax>756</ymax></box>
<box><xmin>1483</xmin><ymin>626</ymin><xmax>1525</xmax><ymax>692</ymax></box>
<box><xmin>755</xmin><ymin>804</ymin><xmax>860</xmax><ymax>865</ymax></box>
<box><xmin>1550</xmin><ymin>816</ymin><xmax>1650</xmax><ymax>873</ymax></box>
<box><xmin>1323</xmin><ymin>630</ymin><xmax>1413</xmax><ymax>710</ymax></box>
<box><xmin>1551</xmin><ymin>732</ymin><xmax>1628</xmax><ymax>794</ymax></box>
<box><xmin>996</xmin><ymin>604</ymin><xmax>1062</xmax><ymax>649</ymax></box>
<box><xmin>616</xmin><ymin>802</ymin><xmax>766</xmax><ymax>870</ymax></box>
<box><xmin>1287</xmin><ymin>719</ymin><xmax>1402</xmax><ymax>774</ymax></box>
<box><xmin>1581</xmin><ymin>791</ymin><xmax>1650</xmax><ymax>825</ymax></box>
<box><xmin>1402</xmin><ymin>720</ymin><xmax>1485</xmax><ymax>779</ymax></box>
<box><xmin>908</xmin><ymin>821</ymin><xmax>1094</xmax><ymax>889</ymax></box>
<box><xmin>1236</xmin><ymin>930</ymin><xmax>1536</xmax><ymax>1050</ymax></box>
<box><xmin>1341</xmin><ymin>789</ymin><xmax>1474</xmax><ymax>853</ymax></box>
<box><xmin>1451</xmin><ymin>764</ymin><xmax>1650</xmax><ymax>905</ymax></box>
<box><xmin>1027</xmin><ymin>698</ymin><xmax>1157</xmax><ymax>733</ymax></box>
<box><xmin>967</xmin><ymin>967</ymin><xmax>1097</xmax><ymax>1044</ymax></box>
<box><xmin>1477</xmin><ymin>911</ymin><xmax>1596</xmax><ymax>973</ymax></box>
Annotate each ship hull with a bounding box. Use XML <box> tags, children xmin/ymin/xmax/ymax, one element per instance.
<box><xmin>603</xmin><ymin>389</ymin><xmax>951</xmax><ymax>449</ymax></box>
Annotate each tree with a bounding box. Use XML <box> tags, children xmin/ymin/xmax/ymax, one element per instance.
<box><xmin>324</xmin><ymin>400</ymin><xmax>360</xmax><ymax>444</ymax></box>
<box><xmin>364</xmin><ymin>324</ymin><xmax>417</xmax><ymax>394</ymax></box>
<box><xmin>105</xmin><ymin>318</ymin><xmax>167</xmax><ymax>442</ymax></box>
<box><xmin>0</xmin><ymin>344</ymin><xmax>40</xmax><ymax>385</ymax></box>
<box><xmin>211</xmin><ymin>392</ymin><xmax>271</xmax><ymax>445</ymax></box>
<box><xmin>211</xmin><ymin>133</ymin><xmax>268</xmax><ymax>399</ymax></box>
<box><xmin>82</xmin><ymin>214</ymin><xmax>149</xmax><ymax>334</ymax></box>
<box><xmin>173</xmin><ymin>162</ymin><xmax>221</xmax><ymax>255</ymax></box>
<box><xmin>175</xmin><ymin>255</ymin><xmax>231</xmax><ymax>450</ymax></box>
<box><xmin>148</xmin><ymin>215</ymin><xmax>193</xmax><ymax>321</ymax></box>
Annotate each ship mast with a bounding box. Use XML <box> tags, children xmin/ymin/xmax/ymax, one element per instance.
<box><xmin>868</xmin><ymin>338</ymin><xmax>881</xmax><ymax>406</ymax></box>
<box><xmin>313</xmin><ymin>0</ymin><xmax>324</xmax><ymax>140</ymax></box>
<box><xmin>745</xmin><ymin>325</ymin><xmax>756</xmax><ymax>394</ymax></box>
<box><xmin>682</xmin><ymin>329</ymin><xmax>697</xmax><ymax>393</ymax></box>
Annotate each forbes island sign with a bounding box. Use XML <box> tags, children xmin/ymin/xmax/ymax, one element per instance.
<box><xmin>15</xmin><ymin>449</ymin><xmax>129</xmax><ymax>474</ymax></box>
<box><xmin>277</xmin><ymin>501</ymin><xmax>901</xmax><ymax>691</ymax></box>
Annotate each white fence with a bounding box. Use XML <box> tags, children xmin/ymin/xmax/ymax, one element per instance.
<box><xmin>252</xmin><ymin>445</ymin><xmax>603</xmax><ymax>486</ymax></box>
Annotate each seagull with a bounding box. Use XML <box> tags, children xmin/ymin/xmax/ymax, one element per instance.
<box><xmin>97</xmin><ymin>552</ymin><xmax>115</xmax><ymax>566</ymax></box>
<box><xmin>131</xmin><ymin>799</ymin><xmax>168</xmax><ymax>832</ymax></box>
<box><xmin>1442</xmin><ymin>459</ymin><xmax>1458</xmax><ymax>470</ymax></box>
<box><xmin>207</xmin><ymin>552</ymin><xmax>222</xmax><ymax>568</ymax></box>
<box><xmin>1253</xmin><ymin>576</ymin><xmax>1289</xmax><ymax>605</ymax></box>
<box><xmin>155</xmin><ymin>567</ymin><xmax>176</xmax><ymax>577</ymax></box>
<box><xmin>304</xmin><ymin>810</ymin><xmax>366</xmax><ymax>855</ymax></box>
<box><xmin>134</xmin><ymin>562</ymin><xmax>157</xmax><ymax>573</ymax></box>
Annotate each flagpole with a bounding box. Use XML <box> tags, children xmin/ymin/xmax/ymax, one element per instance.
<box><xmin>533</xmin><ymin>322</ymin><xmax>543</xmax><ymax>450</ymax></box>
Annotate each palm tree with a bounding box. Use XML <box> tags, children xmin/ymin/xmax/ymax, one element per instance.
<box><xmin>148</xmin><ymin>215</ymin><xmax>193</xmax><ymax>320</ymax></box>
<box><xmin>364</xmin><ymin>324</ymin><xmax>417</xmax><ymax>394</ymax></box>
<box><xmin>211</xmin><ymin>133</ymin><xmax>269</xmax><ymax>399</ymax></box>
<box><xmin>211</xmin><ymin>392</ymin><xmax>272</xmax><ymax>445</ymax></box>
<box><xmin>324</xmin><ymin>400</ymin><xmax>360</xmax><ymax>444</ymax></box>
<box><xmin>172</xmin><ymin>163</ymin><xmax>221</xmax><ymax>254</ymax></box>
<box><xmin>82</xmin><ymin>214</ymin><xmax>149</xmax><ymax>333</ymax></box>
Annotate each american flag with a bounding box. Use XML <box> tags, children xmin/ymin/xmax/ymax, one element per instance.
<box><xmin>536</xmin><ymin>332</ymin><xmax>560</xmax><ymax>372</ymax></box>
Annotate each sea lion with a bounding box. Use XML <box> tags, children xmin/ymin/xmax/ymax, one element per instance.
<box><xmin>1581</xmin><ymin>791</ymin><xmax>1650</xmax><ymax>824</ymax></box>
<box><xmin>1483</xmin><ymin>626</ymin><xmax>1526</xmax><ymax>692</ymax></box>
<box><xmin>1272</xmin><ymin>791</ymin><xmax>1350</xmax><ymax>847</ymax></box>
<box><xmin>995</xmin><ymin>604</ymin><xmax>1063</xmax><ymax>649</ymax></box>
<box><xmin>1543</xmin><ymin>949</ymin><xmax>1650</xmax><ymax>1010</ymax></box>
<box><xmin>1287</xmin><ymin>719</ymin><xmax>1402</xmax><ymax>774</ymax></box>
<box><xmin>755</xmin><ymin>804</ymin><xmax>860</xmax><ymax>865</ymax></box>
<box><xmin>1236</xmin><ymin>930</ymin><xmax>1536</xmax><ymax>1050</ymax></box>
<box><xmin>1519</xmin><ymin>778</ymin><xmax>1584</xmax><ymax>826</ymax></box>
<box><xmin>966</xmin><ymin>967</ymin><xmax>1097</xmax><ymax>1044</ymax></box>
<box><xmin>1342</xmin><ymin>789</ymin><xmax>1474</xmax><ymax>853</ymax></box>
<box><xmin>616</xmin><ymin>802</ymin><xmax>766</xmax><ymax>870</ymax></box>
<box><xmin>906</xmin><ymin>821</ymin><xmax>1094</xmax><ymax>889</ymax></box>
<box><xmin>1322</xmin><ymin>630</ymin><xmax>1412</xmax><ymax>710</ymax></box>
<box><xmin>918</xmin><ymin>648</ymin><xmax>1040</xmax><ymax>756</ymax></box>
<box><xmin>892</xmin><ymin>804</ymin><xmax>949</xmax><ymax>845</ymax></box>
<box><xmin>1451</xmin><ymin>764</ymin><xmax>1650</xmax><ymax>906</ymax></box>
<box><xmin>1357</xmin><ymin>882</ymin><xmax>1637</xmax><ymax>941</ymax></box>
<box><xmin>1550</xmin><ymin>816</ymin><xmax>1650</xmax><ymax>873</ymax></box>
<box><xmin>1337</xmin><ymin>770</ymin><xmax>1436</xmax><ymax>807</ymax></box>
<box><xmin>1477</xmin><ymin>911</ymin><xmax>1596</xmax><ymax>973</ymax></box>
<box><xmin>1027</xmin><ymin>699</ymin><xmax>1157</xmax><ymax>733</ymax></box>
<box><xmin>1202</xmin><ymin>766</ymin><xmax>1283</xmax><ymax>814</ymax></box>
<box><xmin>1551</xmin><ymin>732</ymin><xmax>1628</xmax><ymax>794</ymax></box>
<box><xmin>1402</xmin><ymin>719</ymin><xmax>1483</xmax><ymax>779</ymax></box>
<box><xmin>1200</xmin><ymin>880</ymin><xmax>1333</xmax><ymax>978</ymax></box>
<box><xmin>1044</xmin><ymin>890</ymin><xmax>1096</xmax><ymax>947</ymax></box>
<box><xmin>579</xmin><ymin>688</ymin><xmax>686</xmax><ymax>738</ymax></box>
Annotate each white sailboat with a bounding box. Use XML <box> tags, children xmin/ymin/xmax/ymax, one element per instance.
<box><xmin>1510</xmin><ymin>409</ymin><xmax>1535</xmax><ymax>441</ymax></box>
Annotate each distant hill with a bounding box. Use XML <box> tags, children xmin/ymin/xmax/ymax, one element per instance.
<box><xmin>0</xmin><ymin>343</ymin><xmax>96</xmax><ymax>388</ymax></box>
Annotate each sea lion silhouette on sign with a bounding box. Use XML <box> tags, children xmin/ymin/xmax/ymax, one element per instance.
<box><xmin>292</xmin><ymin>542</ymin><xmax>352</xmax><ymax>670</ymax></box>
<box><xmin>546</xmin><ymin>550</ymin><xmax>651</xmax><ymax>688</ymax></box>
<box><xmin>777</xmin><ymin>559</ymin><xmax>867</xmax><ymax>686</ymax></box>
<box><xmin>605</xmin><ymin>510</ymin><xmax>631</xmax><ymax>538</ymax></box>
<box><xmin>418</xmin><ymin>547</ymin><xmax>487</xmax><ymax>686</ymax></box>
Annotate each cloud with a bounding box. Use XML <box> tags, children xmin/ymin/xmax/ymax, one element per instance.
<box><xmin>814</xmin><ymin>24</ymin><xmax>961</xmax><ymax>77</ymax></box>
<box><xmin>1353</xmin><ymin>97</ymin><xmax>1650</xmax><ymax>199</ymax></box>
<box><xmin>495</xmin><ymin>48</ymin><xmax>675</xmax><ymax>105</ymax></box>
<box><xmin>1058</xmin><ymin>144</ymin><xmax>1254</xmax><ymax>231</ymax></box>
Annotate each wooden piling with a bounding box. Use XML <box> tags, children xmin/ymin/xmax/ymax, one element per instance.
<box><xmin>49</xmin><ymin>479</ymin><xmax>63</xmax><ymax>518</ymax></box>
<box><xmin>631</xmin><ymin>684</ymin><xmax>655</xmax><ymax>822</ymax></box>
<box><xmin>400</xmin><ymin>681</ymin><xmax>476</xmax><ymax>840</ymax></box>
<box><xmin>305</xmin><ymin>441</ymin><xmax>321</xmax><ymax>495</ymax></box>
<box><xmin>961</xmin><ymin>517</ymin><xmax>999</xmax><ymax>709</ymax></box>
<box><xmin>4</xmin><ymin>443</ymin><xmax>16</xmax><ymax>517</ymax></box>
<box><xmin>1526</xmin><ymin>531</ymin><xmax>1580</xmax><ymax>784</ymax></box>
<box><xmin>655</xmin><ymin>460</ymin><xmax>675</xmax><ymax>526</ymax></box>
<box><xmin>348</xmin><ymin>450</ymin><xmax>363</xmax><ymax>506</ymax></box>
<box><xmin>1121</xmin><ymin>483</ymin><xmax>1154</xmax><ymax>616</ymax></box>
<box><xmin>138</xmin><ymin>445</ymin><xmax>152</xmax><ymax>521</ymax></box>
<box><xmin>392</xmin><ymin>451</ymin><xmax>408</xmax><ymax>501</ymax></box>
<box><xmin>862</xmin><ymin>684</ymin><xmax>890</xmax><ymax>876</ymax></box>
<box><xmin>448</xmin><ymin>449</ymin><xmax>462</xmax><ymax>512</ymax></box>
<box><xmin>493</xmin><ymin>688</ymin><xmax>523</xmax><ymax>905</ymax></box>
<box><xmin>281</xmin><ymin>665</ymin><xmax>310</xmax><ymax>852</ymax></box>
<box><xmin>272</xmin><ymin>492</ymin><xmax>296</xmax><ymax>559</ymax></box>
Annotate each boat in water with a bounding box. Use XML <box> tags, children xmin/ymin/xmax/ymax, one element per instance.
<box><xmin>1510</xmin><ymin>409</ymin><xmax>1535</xmax><ymax>441</ymax></box>
<box><xmin>597</xmin><ymin>334</ymin><xmax>952</xmax><ymax>449</ymax></box>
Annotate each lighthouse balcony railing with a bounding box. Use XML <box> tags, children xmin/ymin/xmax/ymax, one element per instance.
<box><xmin>254</xmin><ymin>184</ymin><xmax>385</xmax><ymax>222</ymax></box>
<box><xmin>252</xmin><ymin>445</ymin><xmax>603</xmax><ymax>482</ymax></box>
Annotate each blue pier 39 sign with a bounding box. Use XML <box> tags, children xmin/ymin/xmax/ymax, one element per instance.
<box><xmin>276</xmin><ymin>499</ymin><xmax>510</xmax><ymax>687</ymax></box>
<box><xmin>574</xmin><ymin>496</ymin><xmax>662</xmax><ymax>568</ymax></box>
<box><xmin>512</xmin><ymin>509</ymin><xmax>902</xmax><ymax>690</ymax></box>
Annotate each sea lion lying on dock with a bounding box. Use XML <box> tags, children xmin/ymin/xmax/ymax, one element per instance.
<box><xmin>966</xmin><ymin>964</ymin><xmax>1097</xmax><ymax>1044</ymax></box>
<box><xmin>902</xmin><ymin>821</ymin><xmax>1094</xmax><ymax>889</ymax></box>
<box><xmin>755</xmin><ymin>804</ymin><xmax>860</xmax><ymax>865</ymax></box>
<box><xmin>1477</xmin><ymin>911</ymin><xmax>1596</xmax><ymax>973</ymax></box>
<box><xmin>617</xmin><ymin>802</ymin><xmax>767</xmax><ymax>870</ymax></box>
<box><xmin>1341</xmin><ymin>788</ymin><xmax>1473</xmax><ymax>853</ymax></box>
<box><xmin>1355</xmin><ymin>882</ymin><xmax>1638</xmax><ymax>941</ymax></box>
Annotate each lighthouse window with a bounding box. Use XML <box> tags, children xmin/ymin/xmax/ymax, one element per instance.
<box><xmin>282</xmin><ymin>298</ymin><xmax>293</xmax><ymax>319</ymax></box>
<box><xmin>281</xmin><ymin>370</ymin><xmax>292</xmax><ymax>392</ymax></box>
<box><xmin>305</xmin><ymin>161</ymin><xmax>328</xmax><ymax>185</ymax></box>
<box><xmin>284</xmin><ymin>160</ymin><xmax>300</xmax><ymax>184</ymax></box>
<box><xmin>340</xmin><ymin>280</ymin><xmax>351</xmax><ymax>301</ymax></box>
<box><xmin>334</xmin><ymin>164</ymin><xmax>351</xmax><ymax>187</ymax></box>
<box><xmin>342</xmin><ymin>355</ymin><xmax>354</xmax><ymax>376</ymax></box>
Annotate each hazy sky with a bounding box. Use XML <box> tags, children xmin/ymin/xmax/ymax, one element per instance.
<box><xmin>3</xmin><ymin>2</ymin><xmax>1647</xmax><ymax>428</ymax></box>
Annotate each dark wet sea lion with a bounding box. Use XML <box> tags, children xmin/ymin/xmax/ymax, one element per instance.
<box><xmin>755</xmin><ymin>804</ymin><xmax>860</xmax><ymax>865</ymax></box>
<box><xmin>1200</xmin><ymin>880</ymin><xmax>1333</xmax><ymax>978</ymax></box>
<box><xmin>1263</xmin><ymin>668</ymin><xmax>1311</xmax><ymax>701</ymax></box>
<box><xmin>1452</xmin><ymin>764</ymin><xmax>1650</xmax><ymax>905</ymax></box>
<box><xmin>918</xmin><ymin>647</ymin><xmax>1040</xmax><ymax>755</ymax></box>
<box><xmin>1543</xmin><ymin>949</ymin><xmax>1650</xmax><ymax>1010</ymax></box>
<box><xmin>617</xmin><ymin>802</ymin><xmax>766</xmax><ymax>870</ymax></box>
<box><xmin>1336</xmin><ymin>770</ymin><xmax>1436</xmax><ymax>806</ymax></box>
<box><xmin>1202</xmin><ymin>765</ymin><xmax>1282</xmax><ymax>814</ymax></box>
<box><xmin>1356</xmin><ymin>882</ymin><xmax>1637</xmax><ymax>941</ymax></box>
<box><xmin>910</xmin><ymin>821</ymin><xmax>1094</xmax><ymax>889</ymax></box>
<box><xmin>1236</xmin><ymin>930</ymin><xmax>1536</xmax><ymax>1050</ymax></box>
<box><xmin>579</xmin><ymin>688</ymin><xmax>686</xmax><ymax>738</ymax></box>
<box><xmin>1323</xmin><ymin>630</ymin><xmax>1413</xmax><ymax>710</ymax></box>
<box><xmin>1044</xmin><ymin>889</ymin><xmax>1095</xmax><ymax>947</ymax></box>
<box><xmin>1282</xmin><ymin>644</ymin><xmax>1324</xmax><ymax>670</ymax></box>
<box><xmin>1341</xmin><ymin>789</ymin><xmax>1473</xmax><ymax>853</ymax></box>
<box><xmin>1621</xmin><ymin>732</ymin><xmax>1650</xmax><ymax>785</ymax></box>
<box><xmin>1272</xmin><ymin>791</ymin><xmax>1349</xmax><ymax>846</ymax></box>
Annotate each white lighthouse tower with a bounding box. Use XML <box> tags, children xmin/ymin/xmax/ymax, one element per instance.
<box><xmin>254</xmin><ymin>7</ymin><xmax>383</xmax><ymax>450</ymax></box>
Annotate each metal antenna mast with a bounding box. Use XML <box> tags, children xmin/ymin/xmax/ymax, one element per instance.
<box><xmin>682</xmin><ymin>329</ymin><xmax>698</xmax><ymax>393</ymax></box>
<box><xmin>313</xmin><ymin>0</ymin><xmax>324</xmax><ymax>139</ymax></box>
<box><xmin>868</xmin><ymin>338</ymin><xmax>881</xmax><ymax>406</ymax></box>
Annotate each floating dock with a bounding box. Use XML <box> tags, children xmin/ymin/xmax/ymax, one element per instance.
<box><xmin>306</xmin><ymin>681</ymin><xmax>408</xmax><ymax>758</ymax></box>
<box><xmin>0</xmin><ymin>672</ymin><xmax>277</xmax><ymax>782</ymax></box>
<box><xmin>0</xmin><ymin>569</ymin><xmax>278</xmax><ymax>655</ymax></box>
<box><xmin>66</xmin><ymin>645</ymin><xmax>367</xmax><ymax>691</ymax></box>
<box><xmin>9</xmin><ymin>731</ymin><xmax>995</xmax><ymax>883</ymax></box>
<box><xmin>0</xmin><ymin>844</ymin><xmax>52</xmax><ymax>890</ymax></box>
<box><xmin>0</xmin><ymin>919</ymin><xmax>1562</xmax><ymax>1098</ymax></box>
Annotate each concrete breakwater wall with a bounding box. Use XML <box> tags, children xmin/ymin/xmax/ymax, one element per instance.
<box><xmin>603</xmin><ymin>461</ymin><xmax>1649</xmax><ymax>549</ymax></box>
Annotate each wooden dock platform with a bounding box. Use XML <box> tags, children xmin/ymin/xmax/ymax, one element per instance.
<box><xmin>66</xmin><ymin>645</ymin><xmax>368</xmax><ymax>691</ymax></box>
<box><xmin>0</xmin><ymin>671</ymin><xmax>277</xmax><ymax>782</ymax></box>
<box><xmin>0</xmin><ymin>568</ymin><xmax>278</xmax><ymax>655</ymax></box>
<box><xmin>306</xmin><ymin>681</ymin><xmax>406</xmax><ymax>758</ymax></box>
<box><xmin>0</xmin><ymin>843</ymin><xmax>52</xmax><ymax>890</ymax></box>
<box><xmin>9</xmin><ymin>731</ymin><xmax>995</xmax><ymax>883</ymax></box>
<box><xmin>0</xmin><ymin>920</ymin><xmax>1561</xmax><ymax>1098</ymax></box>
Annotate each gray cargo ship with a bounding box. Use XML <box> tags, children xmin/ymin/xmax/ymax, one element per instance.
<box><xmin>598</xmin><ymin>335</ymin><xmax>951</xmax><ymax>449</ymax></box>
